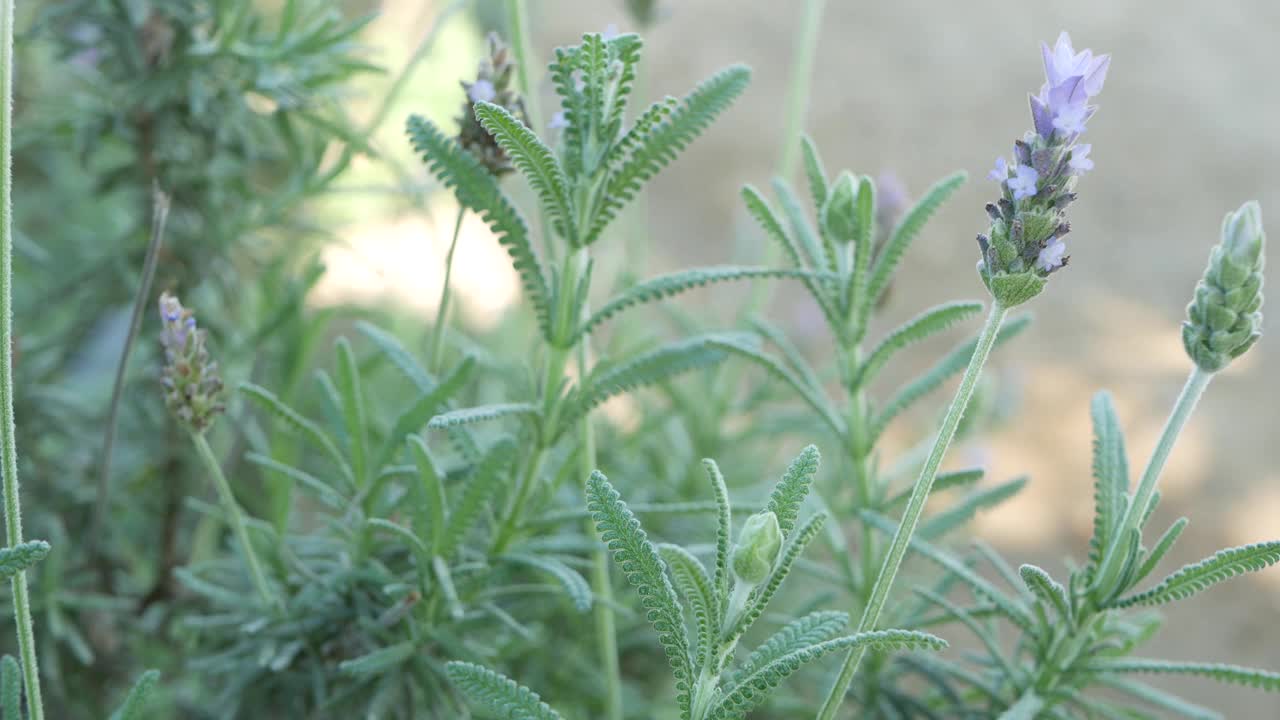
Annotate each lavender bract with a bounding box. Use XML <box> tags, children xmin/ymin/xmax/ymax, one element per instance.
<box><xmin>979</xmin><ymin>32</ymin><xmax>1109</xmax><ymax>306</ymax></box>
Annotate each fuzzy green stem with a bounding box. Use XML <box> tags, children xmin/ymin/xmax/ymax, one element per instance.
<box><xmin>1094</xmin><ymin>365</ymin><xmax>1212</xmax><ymax>595</ymax></box>
<box><xmin>817</xmin><ymin>302</ymin><xmax>1008</xmax><ymax>720</ymax></box>
<box><xmin>427</xmin><ymin>208</ymin><xmax>466</xmax><ymax>375</ymax></box>
<box><xmin>0</xmin><ymin>2</ymin><xmax>43</xmax><ymax>715</ymax></box>
<box><xmin>191</xmin><ymin>432</ymin><xmax>280</xmax><ymax>611</ymax></box>
<box><xmin>776</xmin><ymin>0</ymin><xmax>827</xmax><ymax>180</ymax></box>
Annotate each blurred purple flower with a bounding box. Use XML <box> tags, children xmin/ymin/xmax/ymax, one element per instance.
<box><xmin>1030</xmin><ymin>32</ymin><xmax>1109</xmax><ymax>140</ymax></box>
<box><xmin>1008</xmin><ymin>164</ymin><xmax>1039</xmax><ymax>200</ymax></box>
<box><xmin>1036</xmin><ymin>238</ymin><xmax>1068</xmax><ymax>271</ymax></box>
<box><xmin>467</xmin><ymin>79</ymin><xmax>496</xmax><ymax>104</ymax></box>
<box><xmin>1068</xmin><ymin>144</ymin><xmax>1093</xmax><ymax>173</ymax></box>
<box><xmin>988</xmin><ymin>156</ymin><xmax>1010</xmax><ymax>182</ymax></box>
<box><xmin>548</xmin><ymin>111</ymin><xmax>568</xmax><ymax>130</ymax></box>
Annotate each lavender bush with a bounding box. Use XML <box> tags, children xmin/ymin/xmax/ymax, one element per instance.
<box><xmin>0</xmin><ymin>3</ymin><xmax>1273</xmax><ymax>719</ymax></box>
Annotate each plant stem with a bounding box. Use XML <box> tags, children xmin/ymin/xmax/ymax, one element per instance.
<box><xmin>776</xmin><ymin>0</ymin><xmax>827</xmax><ymax>181</ymax></box>
<box><xmin>91</xmin><ymin>189</ymin><xmax>170</xmax><ymax>545</ymax></box>
<box><xmin>817</xmin><ymin>302</ymin><xmax>1008</xmax><ymax>720</ymax></box>
<box><xmin>0</xmin><ymin>1</ymin><xmax>43</xmax><ymax>714</ymax></box>
<box><xmin>190</xmin><ymin>431</ymin><xmax>280</xmax><ymax>611</ymax></box>
<box><xmin>427</xmin><ymin>207</ymin><xmax>466</xmax><ymax>375</ymax></box>
<box><xmin>1094</xmin><ymin>365</ymin><xmax>1212</xmax><ymax>594</ymax></box>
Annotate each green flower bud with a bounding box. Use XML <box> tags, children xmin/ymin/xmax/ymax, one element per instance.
<box><xmin>821</xmin><ymin>172</ymin><xmax>858</xmax><ymax>244</ymax></box>
<box><xmin>731</xmin><ymin>511</ymin><xmax>782</xmax><ymax>586</ymax></box>
<box><xmin>1183</xmin><ymin>201</ymin><xmax>1265</xmax><ymax>372</ymax></box>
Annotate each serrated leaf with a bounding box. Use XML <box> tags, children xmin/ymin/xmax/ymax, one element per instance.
<box><xmin>884</xmin><ymin>468</ymin><xmax>984</xmax><ymax>510</ymax></box>
<box><xmin>800</xmin><ymin>136</ymin><xmax>829</xmax><ymax>212</ymax></box>
<box><xmin>407</xmin><ymin>115</ymin><xmax>552</xmax><ymax>338</ymax></box>
<box><xmin>997</xmin><ymin>691</ymin><xmax>1045</xmax><ymax>720</ymax></box>
<box><xmin>863</xmin><ymin>171</ymin><xmax>966</xmax><ymax>315</ymax></box>
<box><xmin>872</xmin><ymin>314</ymin><xmax>1030</xmax><ymax>442</ymax></box>
<box><xmin>1101</xmin><ymin>677</ymin><xmax>1223</xmax><ymax>720</ymax></box>
<box><xmin>707</xmin><ymin>630</ymin><xmax>946</xmax><ymax>719</ymax></box>
<box><xmin>374</xmin><ymin>356</ymin><xmax>476</xmax><ymax>470</ymax></box>
<box><xmin>1114</xmin><ymin>541</ymin><xmax>1280</xmax><ymax>608</ymax></box>
<box><xmin>587</xmin><ymin>65</ymin><xmax>751</xmax><ymax>243</ymax></box>
<box><xmin>853</xmin><ymin>301</ymin><xmax>984</xmax><ymax>390</ymax></box>
<box><xmin>438</xmin><ymin>439</ymin><xmax>516</xmax><ymax>559</ymax></box>
<box><xmin>765</xmin><ymin>444</ymin><xmax>820</xmax><ymax>536</ymax></box>
<box><xmin>0</xmin><ymin>541</ymin><xmax>50</xmax><ymax>581</ymax></box>
<box><xmin>579</xmin><ymin>266</ymin><xmax>821</xmax><ymax>339</ymax></box>
<box><xmin>335</xmin><ymin>337</ymin><xmax>369</xmax><ymax>486</ymax></box>
<box><xmin>444</xmin><ymin>661</ymin><xmax>564</xmax><ymax>720</ymax></box>
<box><xmin>732</xmin><ymin>513</ymin><xmax>826</xmax><ymax>639</ymax></box>
<box><xmin>245</xmin><ymin>453</ymin><xmax>345</xmax><ymax>508</ymax></box>
<box><xmin>586</xmin><ymin>471</ymin><xmax>693</xmax><ymax>707</ymax></box>
<box><xmin>407</xmin><ymin>436</ymin><xmax>448</xmax><ymax>555</ymax></box>
<box><xmin>1088</xmin><ymin>391</ymin><xmax>1130</xmax><ymax>579</ymax></box>
<box><xmin>1019</xmin><ymin>564</ymin><xmax>1072</xmax><ymax>621</ymax></box>
<box><xmin>1084</xmin><ymin>659</ymin><xmax>1280</xmax><ymax>692</ymax></box>
<box><xmin>1129</xmin><ymin>517</ymin><xmax>1189</xmax><ymax>588</ymax></box>
<box><xmin>110</xmin><ymin>670</ymin><xmax>161</xmax><ymax>720</ymax></box>
<box><xmin>428</xmin><ymin>403</ymin><xmax>539</xmax><ymax>430</ymax></box>
<box><xmin>473</xmin><ymin>101</ymin><xmax>577</xmax><ymax>244</ymax></box>
<box><xmin>919</xmin><ymin>476</ymin><xmax>1026</xmax><ymax>539</ymax></box>
<box><xmin>729</xmin><ymin>610</ymin><xmax>848</xmax><ymax>688</ymax></box>
<box><xmin>772</xmin><ymin>177</ymin><xmax>828</xmax><ymax>272</ymax></box>
<box><xmin>705</xmin><ymin>459</ymin><xmax>733</xmax><ymax>608</ymax></box>
<box><xmin>658</xmin><ymin>544</ymin><xmax>717</xmax><ymax>666</ymax></box>
<box><xmin>503</xmin><ymin>553</ymin><xmax>592</xmax><ymax>613</ymax></box>
<box><xmin>742</xmin><ymin>184</ymin><xmax>843</xmax><ymax>329</ymax></box>
<box><xmin>1</xmin><ymin>656</ymin><xmax>19</xmax><ymax>720</ymax></box>
<box><xmin>240</xmin><ymin>383</ymin><xmax>355</xmax><ymax>489</ymax></box>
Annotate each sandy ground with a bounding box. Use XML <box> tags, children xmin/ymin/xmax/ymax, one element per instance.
<box><xmin>330</xmin><ymin>1</ymin><xmax>1280</xmax><ymax>713</ymax></box>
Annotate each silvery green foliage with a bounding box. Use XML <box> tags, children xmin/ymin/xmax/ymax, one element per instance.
<box><xmin>1183</xmin><ymin>201</ymin><xmax>1265</xmax><ymax>371</ymax></box>
<box><xmin>446</xmin><ymin>447</ymin><xmax>948</xmax><ymax>720</ymax></box>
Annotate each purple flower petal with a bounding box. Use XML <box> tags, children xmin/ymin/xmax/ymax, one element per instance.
<box><xmin>988</xmin><ymin>156</ymin><xmax>1010</xmax><ymax>182</ymax></box>
<box><xmin>1008</xmin><ymin>164</ymin><xmax>1040</xmax><ymax>200</ymax></box>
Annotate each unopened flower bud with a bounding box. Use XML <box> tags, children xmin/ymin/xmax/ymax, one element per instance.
<box><xmin>731</xmin><ymin>511</ymin><xmax>782</xmax><ymax>586</ymax></box>
<box><xmin>1183</xmin><ymin>201</ymin><xmax>1265</xmax><ymax>372</ymax></box>
<box><xmin>821</xmin><ymin>172</ymin><xmax>858</xmax><ymax>244</ymax></box>
<box><xmin>159</xmin><ymin>292</ymin><xmax>225</xmax><ymax>432</ymax></box>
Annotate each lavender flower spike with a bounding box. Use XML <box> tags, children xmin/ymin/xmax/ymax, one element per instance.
<box><xmin>977</xmin><ymin>32</ymin><xmax>1109</xmax><ymax>306</ymax></box>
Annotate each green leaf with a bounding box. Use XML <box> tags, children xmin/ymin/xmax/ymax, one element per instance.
<box><xmin>919</xmin><ymin>476</ymin><xmax>1027</xmax><ymax>539</ymax></box>
<box><xmin>772</xmin><ymin>177</ymin><xmax>828</xmax><ymax>272</ymax></box>
<box><xmin>862</xmin><ymin>511</ymin><xmax>1035</xmax><ymax>632</ymax></box>
<box><xmin>1019</xmin><ymin>564</ymin><xmax>1072</xmax><ymax>621</ymax></box>
<box><xmin>240</xmin><ymin>383</ymin><xmax>355</xmax><ymax>489</ymax></box>
<box><xmin>374</xmin><ymin>356</ymin><xmax>476</xmax><ymax>470</ymax></box>
<box><xmin>1129</xmin><ymin>517</ymin><xmax>1189</xmax><ymax>588</ymax></box>
<box><xmin>853</xmin><ymin>301</ymin><xmax>984</xmax><ymax>390</ymax></box>
<box><xmin>587</xmin><ymin>65</ymin><xmax>751</xmax><ymax>243</ymax></box>
<box><xmin>997</xmin><ymin>691</ymin><xmax>1045</xmax><ymax>720</ymax></box>
<box><xmin>339</xmin><ymin>642</ymin><xmax>417</xmax><ymax>677</ymax></box>
<box><xmin>1088</xmin><ymin>391</ymin><xmax>1130</xmax><ymax>579</ymax></box>
<box><xmin>863</xmin><ymin>171</ymin><xmax>966</xmax><ymax>313</ymax></box>
<box><xmin>407</xmin><ymin>115</ymin><xmax>552</xmax><ymax>338</ymax></box>
<box><xmin>335</xmin><ymin>337</ymin><xmax>369</xmax><ymax>486</ymax></box>
<box><xmin>110</xmin><ymin>670</ymin><xmax>161</xmax><ymax>720</ymax></box>
<box><xmin>707</xmin><ymin>630</ymin><xmax>946</xmax><ymax>719</ymax></box>
<box><xmin>355</xmin><ymin>320</ymin><xmax>433</xmax><ymax>391</ymax></box>
<box><xmin>765</xmin><ymin>444</ymin><xmax>820</xmax><ymax>536</ymax></box>
<box><xmin>428</xmin><ymin>403</ymin><xmax>540</xmax><ymax>430</ymax></box>
<box><xmin>1114</xmin><ymin>541</ymin><xmax>1280</xmax><ymax>608</ymax></box>
<box><xmin>502</xmin><ymin>553</ymin><xmax>592</xmax><ymax>613</ymax></box>
<box><xmin>0</xmin><ymin>540</ymin><xmax>50</xmax><ymax>581</ymax></box>
<box><xmin>845</xmin><ymin>174</ymin><xmax>876</xmax><ymax>322</ymax></box>
<box><xmin>705</xmin><ymin>459</ymin><xmax>733</xmax><ymax>608</ymax></box>
<box><xmin>884</xmin><ymin>468</ymin><xmax>984</xmax><ymax>510</ymax></box>
<box><xmin>800</xmin><ymin>136</ymin><xmax>829</xmax><ymax>212</ymax></box>
<box><xmin>438</xmin><ymin>438</ymin><xmax>516</xmax><ymax>559</ymax></box>
<box><xmin>559</xmin><ymin>334</ymin><xmax>736</xmax><ymax>432</ymax></box>
<box><xmin>1101</xmin><ymin>677</ymin><xmax>1223</xmax><ymax>720</ymax></box>
<box><xmin>742</xmin><ymin>184</ymin><xmax>842</xmax><ymax>329</ymax></box>
<box><xmin>1</xmin><ymin>656</ymin><xmax>19</xmax><ymax>720</ymax></box>
<box><xmin>729</xmin><ymin>610</ymin><xmax>848</xmax><ymax>687</ymax></box>
<box><xmin>473</xmin><ymin>101</ymin><xmax>577</xmax><ymax>244</ymax></box>
<box><xmin>245</xmin><ymin>453</ymin><xmax>345</xmax><ymax>509</ymax></box>
<box><xmin>872</xmin><ymin>313</ymin><xmax>1030</xmax><ymax>442</ymax></box>
<box><xmin>444</xmin><ymin>661</ymin><xmax>564</xmax><ymax>720</ymax></box>
<box><xmin>579</xmin><ymin>266</ymin><xmax>822</xmax><ymax>339</ymax></box>
<box><xmin>658</xmin><ymin>544</ymin><xmax>717</xmax><ymax>666</ymax></box>
<box><xmin>587</xmin><ymin>471</ymin><xmax>693</xmax><ymax>708</ymax></box>
<box><xmin>706</xmin><ymin>334</ymin><xmax>844</xmax><ymax>437</ymax></box>
<box><xmin>1084</xmin><ymin>659</ymin><xmax>1280</xmax><ymax>692</ymax></box>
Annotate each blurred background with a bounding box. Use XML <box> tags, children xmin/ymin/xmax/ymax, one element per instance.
<box><xmin>11</xmin><ymin>0</ymin><xmax>1280</xmax><ymax>715</ymax></box>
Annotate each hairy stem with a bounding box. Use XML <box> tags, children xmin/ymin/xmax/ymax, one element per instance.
<box><xmin>91</xmin><ymin>189</ymin><xmax>170</xmax><ymax>544</ymax></box>
<box><xmin>0</xmin><ymin>2</ymin><xmax>44</xmax><ymax>715</ymax></box>
<box><xmin>427</xmin><ymin>207</ymin><xmax>466</xmax><ymax>375</ymax></box>
<box><xmin>817</xmin><ymin>302</ymin><xmax>1008</xmax><ymax>719</ymax></box>
<box><xmin>190</xmin><ymin>432</ymin><xmax>280</xmax><ymax>611</ymax></box>
<box><xmin>1094</xmin><ymin>365</ymin><xmax>1212</xmax><ymax>595</ymax></box>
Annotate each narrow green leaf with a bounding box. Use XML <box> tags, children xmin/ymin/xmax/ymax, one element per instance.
<box><xmin>919</xmin><ymin>476</ymin><xmax>1027</xmax><ymax>539</ymax></box>
<box><xmin>110</xmin><ymin>670</ymin><xmax>161</xmax><ymax>720</ymax></box>
<box><xmin>800</xmin><ymin>135</ymin><xmax>829</xmax><ymax>213</ymax></box>
<box><xmin>1101</xmin><ymin>677</ymin><xmax>1223</xmax><ymax>720</ymax></box>
<box><xmin>438</xmin><ymin>438</ymin><xmax>516</xmax><ymax>559</ymax></box>
<box><xmin>742</xmin><ymin>184</ymin><xmax>842</xmax><ymax>329</ymax></box>
<box><xmin>864</xmin><ymin>171</ymin><xmax>966</xmax><ymax>313</ymax></box>
<box><xmin>766</xmin><ymin>444</ymin><xmax>820</xmax><ymax>536</ymax></box>
<box><xmin>853</xmin><ymin>301</ymin><xmax>984</xmax><ymax>390</ymax></box>
<box><xmin>444</xmin><ymin>661</ymin><xmax>564</xmax><ymax>720</ymax></box>
<box><xmin>1</xmin><ymin>656</ymin><xmax>19</xmax><ymax>720</ymax></box>
<box><xmin>335</xmin><ymin>337</ymin><xmax>369</xmax><ymax>486</ymax></box>
<box><xmin>1114</xmin><ymin>541</ymin><xmax>1280</xmax><ymax>608</ymax></box>
<box><xmin>407</xmin><ymin>436</ymin><xmax>448</xmax><ymax>555</ymax></box>
<box><xmin>586</xmin><ymin>471</ymin><xmax>693</xmax><ymax>706</ymax></box>
<box><xmin>997</xmin><ymin>690</ymin><xmax>1045</xmax><ymax>720</ymax></box>
<box><xmin>1088</xmin><ymin>391</ymin><xmax>1130</xmax><ymax>579</ymax></box>
<box><xmin>473</xmin><ymin>101</ymin><xmax>577</xmax><ymax>244</ymax></box>
<box><xmin>729</xmin><ymin>610</ymin><xmax>848</xmax><ymax>688</ymax></box>
<box><xmin>1019</xmin><ymin>564</ymin><xmax>1072</xmax><ymax>621</ymax></box>
<box><xmin>428</xmin><ymin>403</ymin><xmax>539</xmax><ymax>430</ymax></box>
<box><xmin>503</xmin><ymin>553</ymin><xmax>592</xmax><ymax>613</ymax></box>
<box><xmin>884</xmin><ymin>468</ymin><xmax>984</xmax><ymax>510</ymax></box>
<box><xmin>240</xmin><ymin>383</ymin><xmax>355</xmax><ymax>489</ymax></box>
<box><xmin>706</xmin><ymin>334</ymin><xmax>844</xmax><ymax>437</ymax></box>
<box><xmin>1129</xmin><ymin>517</ymin><xmax>1189</xmax><ymax>588</ymax></box>
<box><xmin>772</xmin><ymin>177</ymin><xmax>828</xmax><ymax>272</ymax></box>
<box><xmin>705</xmin><ymin>459</ymin><xmax>733</xmax><ymax>607</ymax></box>
<box><xmin>338</xmin><ymin>642</ymin><xmax>417</xmax><ymax>677</ymax></box>
<box><xmin>374</xmin><ymin>356</ymin><xmax>476</xmax><ymax>470</ymax></box>
<box><xmin>658</xmin><ymin>544</ymin><xmax>717</xmax><ymax>666</ymax></box>
<box><xmin>1084</xmin><ymin>659</ymin><xmax>1280</xmax><ymax>692</ymax></box>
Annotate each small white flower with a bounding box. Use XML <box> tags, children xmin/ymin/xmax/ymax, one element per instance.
<box><xmin>1036</xmin><ymin>239</ymin><xmax>1068</xmax><ymax>271</ymax></box>
<box><xmin>1052</xmin><ymin>103</ymin><xmax>1088</xmax><ymax>135</ymax></box>
<box><xmin>467</xmin><ymin>80</ymin><xmax>496</xmax><ymax>104</ymax></box>
<box><xmin>548</xmin><ymin>111</ymin><xmax>568</xmax><ymax>130</ymax></box>
<box><xmin>1008</xmin><ymin>164</ymin><xmax>1040</xmax><ymax>201</ymax></box>
<box><xmin>1068</xmin><ymin>144</ymin><xmax>1093</xmax><ymax>173</ymax></box>
<box><xmin>988</xmin><ymin>156</ymin><xmax>1010</xmax><ymax>182</ymax></box>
